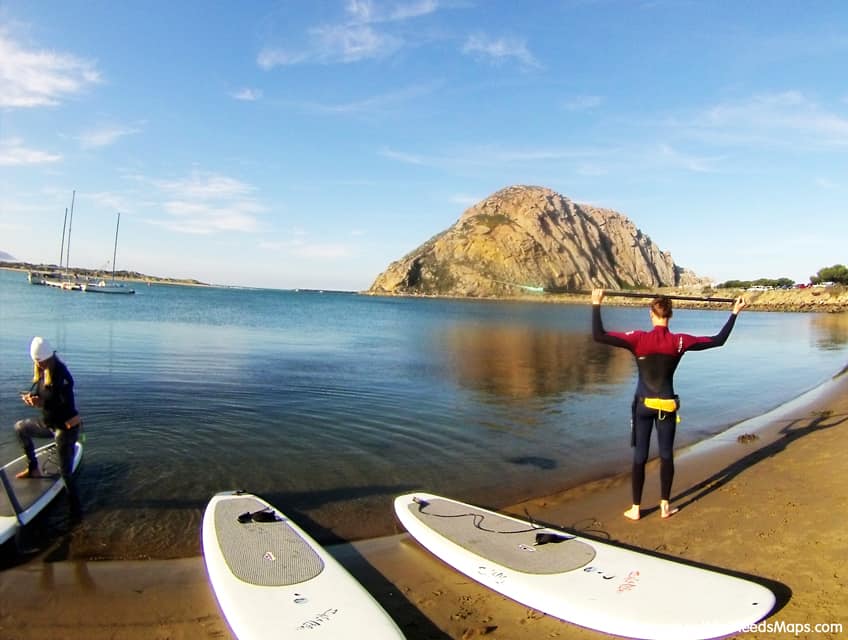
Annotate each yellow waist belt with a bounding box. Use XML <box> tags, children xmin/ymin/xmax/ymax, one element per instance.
<box><xmin>643</xmin><ymin>397</ymin><xmax>678</xmax><ymax>412</ymax></box>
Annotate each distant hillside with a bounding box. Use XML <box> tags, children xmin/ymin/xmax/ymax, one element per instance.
<box><xmin>0</xmin><ymin>250</ymin><xmax>16</xmax><ymax>262</ymax></box>
<box><xmin>0</xmin><ymin>262</ymin><xmax>208</xmax><ymax>287</ymax></box>
<box><xmin>369</xmin><ymin>185</ymin><xmax>705</xmax><ymax>297</ymax></box>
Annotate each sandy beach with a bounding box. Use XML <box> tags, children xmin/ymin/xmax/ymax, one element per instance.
<box><xmin>1</xmin><ymin>367</ymin><xmax>846</xmax><ymax>640</ymax></box>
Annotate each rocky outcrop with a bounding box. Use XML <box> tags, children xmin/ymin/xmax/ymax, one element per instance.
<box><xmin>368</xmin><ymin>185</ymin><xmax>704</xmax><ymax>297</ymax></box>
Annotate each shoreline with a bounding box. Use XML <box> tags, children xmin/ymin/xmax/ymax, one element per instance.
<box><xmin>1</xmin><ymin>368</ymin><xmax>846</xmax><ymax>639</ymax></box>
<box><xmin>7</xmin><ymin>265</ymin><xmax>847</xmax><ymax>311</ymax></box>
<box><xmin>362</xmin><ymin>286</ymin><xmax>848</xmax><ymax>313</ymax></box>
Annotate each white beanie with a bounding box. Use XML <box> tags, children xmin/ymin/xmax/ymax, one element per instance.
<box><xmin>30</xmin><ymin>336</ymin><xmax>54</xmax><ymax>362</ymax></box>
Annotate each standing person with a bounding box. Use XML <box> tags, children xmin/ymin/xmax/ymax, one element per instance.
<box><xmin>15</xmin><ymin>336</ymin><xmax>82</xmax><ymax>512</ymax></box>
<box><xmin>591</xmin><ymin>289</ymin><xmax>747</xmax><ymax>520</ymax></box>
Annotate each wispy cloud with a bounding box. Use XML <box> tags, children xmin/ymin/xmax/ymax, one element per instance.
<box><xmin>148</xmin><ymin>171</ymin><xmax>267</xmax><ymax>234</ymax></box>
<box><xmin>679</xmin><ymin>91</ymin><xmax>848</xmax><ymax>148</ymax></box>
<box><xmin>379</xmin><ymin>147</ymin><xmax>428</xmax><ymax>164</ymax></box>
<box><xmin>296</xmin><ymin>82</ymin><xmax>438</xmax><ymax>116</ymax></box>
<box><xmin>654</xmin><ymin>143</ymin><xmax>722</xmax><ymax>173</ymax></box>
<box><xmin>258</xmin><ymin>0</ymin><xmax>437</xmax><ymax>68</ymax></box>
<box><xmin>450</xmin><ymin>193</ymin><xmax>482</xmax><ymax>207</ymax></box>
<box><xmin>461</xmin><ymin>33</ymin><xmax>540</xmax><ymax>69</ymax></box>
<box><xmin>346</xmin><ymin>0</ymin><xmax>439</xmax><ymax>23</ymax></box>
<box><xmin>259</xmin><ymin>24</ymin><xmax>401</xmax><ymax>67</ymax></box>
<box><xmin>76</xmin><ymin>123</ymin><xmax>142</xmax><ymax>149</ymax></box>
<box><xmin>380</xmin><ymin>144</ymin><xmax>608</xmax><ymax>169</ymax></box>
<box><xmin>0</xmin><ymin>31</ymin><xmax>101</xmax><ymax>108</ymax></box>
<box><xmin>231</xmin><ymin>88</ymin><xmax>263</xmax><ymax>101</ymax></box>
<box><xmin>562</xmin><ymin>95</ymin><xmax>603</xmax><ymax>111</ymax></box>
<box><xmin>259</xmin><ymin>231</ymin><xmax>352</xmax><ymax>260</ymax></box>
<box><xmin>0</xmin><ymin>137</ymin><xmax>62</xmax><ymax>166</ymax></box>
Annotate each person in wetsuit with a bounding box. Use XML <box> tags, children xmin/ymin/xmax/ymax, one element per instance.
<box><xmin>591</xmin><ymin>289</ymin><xmax>747</xmax><ymax>520</ymax></box>
<box><xmin>15</xmin><ymin>336</ymin><xmax>82</xmax><ymax>513</ymax></box>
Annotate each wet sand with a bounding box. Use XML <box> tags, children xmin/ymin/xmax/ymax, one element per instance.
<box><xmin>1</xmin><ymin>368</ymin><xmax>846</xmax><ymax>640</ymax></box>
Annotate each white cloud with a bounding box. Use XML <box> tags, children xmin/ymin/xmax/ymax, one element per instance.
<box><xmin>260</xmin><ymin>24</ymin><xmax>401</xmax><ymax>68</ymax></box>
<box><xmin>380</xmin><ymin>144</ymin><xmax>609</xmax><ymax>170</ymax></box>
<box><xmin>682</xmin><ymin>91</ymin><xmax>848</xmax><ymax>148</ymax></box>
<box><xmin>462</xmin><ymin>33</ymin><xmax>540</xmax><ymax>68</ymax></box>
<box><xmin>312</xmin><ymin>23</ymin><xmax>402</xmax><ymax>62</ymax></box>
<box><xmin>232</xmin><ymin>88</ymin><xmax>263</xmax><ymax>101</ymax></box>
<box><xmin>346</xmin><ymin>0</ymin><xmax>438</xmax><ymax>23</ymax></box>
<box><xmin>0</xmin><ymin>137</ymin><xmax>62</xmax><ymax>165</ymax></box>
<box><xmin>655</xmin><ymin>144</ymin><xmax>721</xmax><ymax>173</ymax></box>
<box><xmin>257</xmin><ymin>0</ymin><xmax>437</xmax><ymax>69</ymax></box>
<box><xmin>77</xmin><ymin>123</ymin><xmax>142</xmax><ymax>149</ymax></box>
<box><xmin>0</xmin><ymin>31</ymin><xmax>101</xmax><ymax>108</ymax></box>
<box><xmin>148</xmin><ymin>171</ymin><xmax>267</xmax><ymax>234</ymax></box>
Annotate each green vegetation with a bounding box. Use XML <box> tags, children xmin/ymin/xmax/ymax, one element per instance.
<box><xmin>473</xmin><ymin>214</ymin><xmax>512</xmax><ymax>230</ymax></box>
<box><xmin>717</xmin><ymin>264</ymin><xmax>848</xmax><ymax>289</ymax></box>
<box><xmin>812</xmin><ymin>264</ymin><xmax>848</xmax><ymax>285</ymax></box>
<box><xmin>717</xmin><ymin>277</ymin><xmax>795</xmax><ymax>289</ymax></box>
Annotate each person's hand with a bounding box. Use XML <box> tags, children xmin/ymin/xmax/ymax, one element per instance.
<box><xmin>732</xmin><ymin>296</ymin><xmax>748</xmax><ymax>315</ymax></box>
<box><xmin>591</xmin><ymin>288</ymin><xmax>605</xmax><ymax>305</ymax></box>
<box><xmin>21</xmin><ymin>393</ymin><xmax>34</xmax><ymax>407</ymax></box>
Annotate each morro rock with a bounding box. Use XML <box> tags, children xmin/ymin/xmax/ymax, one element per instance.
<box><xmin>368</xmin><ymin>185</ymin><xmax>702</xmax><ymax>297</ymax></box>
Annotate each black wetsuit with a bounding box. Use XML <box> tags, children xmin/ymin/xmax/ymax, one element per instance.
<box><xmin>592</xmin><ymin>305</ymin><xmax>738</xmax><ymax>504</ymax></box>
<box><xmin>15</xmin><ymin>357</ymin><xmax>80</xmax><ymax>505</ymax></box>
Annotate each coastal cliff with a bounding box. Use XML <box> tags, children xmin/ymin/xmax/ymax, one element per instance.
<box><xmin>368</xmin><ymin>185</ymin><xmax>704</xmax><ymax>297</ymax></box>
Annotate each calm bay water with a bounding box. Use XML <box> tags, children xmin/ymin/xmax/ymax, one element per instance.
<box><xmin>1</xmin><ymin>268</ymin><xmax>846</xmax><ymax>559</ymax></box>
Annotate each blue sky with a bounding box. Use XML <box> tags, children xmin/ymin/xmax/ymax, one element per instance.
<box><xmin>1</xmin><ymin>1</ymin><xmax>846</xmax><ymax>290</ymax></box>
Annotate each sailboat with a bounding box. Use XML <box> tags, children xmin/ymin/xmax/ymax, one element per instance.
<box><xmin>38</xmin><ymin>191</ymin><xmax>85</xmax><ymax>290</ymax></box>
<box><xmin>81</xmin><ymin>212</ymin><xmax>135</xmax><ymax>295</ymax></box>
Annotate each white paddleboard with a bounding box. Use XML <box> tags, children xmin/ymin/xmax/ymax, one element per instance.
<box><xmin>395</xmin><ymin>492</ymin><xmax>775</xmax><ymax>640</ymax></box>
<box><xmin>202</xmin><ymin>491</ymin><xmax>405</xmax><ymax>640</ymax></box>
<box><xmin>0</xmin><ymin>440</ymin><xmax>83</xmax><ymax>546</ymax></box>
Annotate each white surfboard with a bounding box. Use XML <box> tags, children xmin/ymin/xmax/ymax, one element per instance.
<box><xmin>395</xmin><ymin>492</ymin><xmax>775</xmax><ymax>640</ymax></box>
<box><xmin>202</xmin><ymin>491</ymin><xmax>405</xmax><ymax>640</ymax></box>
<box><xmin>0</xmin><ymin>440</ymin><xmax>84</xmax><ymax>546</ymax></box>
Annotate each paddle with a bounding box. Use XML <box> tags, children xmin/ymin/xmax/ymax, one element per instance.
<box><xmin>561</xmin><ymin>289</ymin><xmax>738</xmax><ymax>303</ymax></box>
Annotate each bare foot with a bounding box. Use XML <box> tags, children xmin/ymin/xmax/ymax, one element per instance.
<box><xmin>15</xmin><ymin>468</ymin><xmax>44</xmax><ymax>479</ymax></box>
<box><xmin>623</xmin><ymin>505</ymin><xmax>641</xmax><ymax>521</ymax></box>
<box><xmin>660</xmin><ymin>500</ymin><xmax>678</xmax><ymax>519</ymax></box>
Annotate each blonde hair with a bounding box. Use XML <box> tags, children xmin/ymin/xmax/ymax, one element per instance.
<box><xmin>33</xmin><ymin>362</ymin><xmax>53</xmax><ymax>386</ymax></box>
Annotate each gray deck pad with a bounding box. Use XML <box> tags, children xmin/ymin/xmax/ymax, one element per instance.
<box><xmin>214</xmin><ymin>496</ymin><xmax>325</xmax><ymax>587</ymax></box>
<box><xmin>408</xmin><ymin>497</ymin><xmax>596</xmax><ymax>574</ymax></box>
<box><xmin>0</xmin><ymin>445</ymin><xmax>63</xmax><ymax>518</ymax></box>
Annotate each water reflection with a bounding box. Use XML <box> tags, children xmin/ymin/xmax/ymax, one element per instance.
<box><xmin>435</xmin><ymin>324</ymin><xmax>634</xmax><ymax>400</ymax></box>
<box><xmin>811</xmin><ymin>313</ymin><xmax>848</xmax><ymax>351</ymax></box>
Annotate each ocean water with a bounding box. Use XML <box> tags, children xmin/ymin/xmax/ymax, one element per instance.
<box><xmin>1</xmin><ymin>268</ymin><xmax>846</xmax><ymax>559</ymax></box>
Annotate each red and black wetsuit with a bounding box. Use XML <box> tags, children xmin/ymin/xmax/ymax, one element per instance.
<box><xmin>592</xmin><ymin>305</ymin><xmax>739</xmax><ymax>504</ymax></box>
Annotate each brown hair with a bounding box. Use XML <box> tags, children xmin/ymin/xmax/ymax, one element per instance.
<box><xmin>650</xmin><ymin>296</ymin><xmax>673</xmax><ymax>319</ymax></box>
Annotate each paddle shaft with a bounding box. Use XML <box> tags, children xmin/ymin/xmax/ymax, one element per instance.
<box><xmin>571</xmin><ymin>290</ymin><xmax>737</xmax><ymax>303</ymax></box>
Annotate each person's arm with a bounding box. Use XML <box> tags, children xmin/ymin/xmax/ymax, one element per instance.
<box><xmin>685</xmin><ymin>296</ymin><xmax>747</xmax><ymax>352</ymax></box>
<box><xmin>591</xmin><ymin>288</ymin><xmax>635</xmax><ymax>350</ymax></box>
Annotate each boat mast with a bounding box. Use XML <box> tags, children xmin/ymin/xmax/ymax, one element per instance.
<box><xmin>112</xmin><ymin>212</ymin><xmax>121</xmax><ymax>279</ymax></box>
<box><xmin>60</xmin><ymin>207</ymin><xmax>68</xmax><ymax>267</ymax></box>
<box><xmin>66</xmin><ymin>190</ymin><xmax>76</xmax><ymax>270</ymax></box>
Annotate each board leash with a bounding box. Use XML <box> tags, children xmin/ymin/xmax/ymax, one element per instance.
<box><xmin>412</xmin><ymin>496</ymin><xmax>573</xmax><ymax>545</ymax></box>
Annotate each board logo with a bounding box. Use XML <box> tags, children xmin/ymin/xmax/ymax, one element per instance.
<box><xmin>263</xmin><ymin>551</ymin><xmax>276</xmax><ymax>562</ymax></box>
<box><xmin>296</xmin><ymin>608</ymin><xmax>340</xmax><ymax>631</ymax></box>
<box><xmin>477</xmin><ymin>565</ymin><xmax>509</xmax><ymax>584</ymax></box>
<box><xmin>617</xmin><ymin>570</ymin><xmax>641</xmax><ymax>593</ymax></box>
